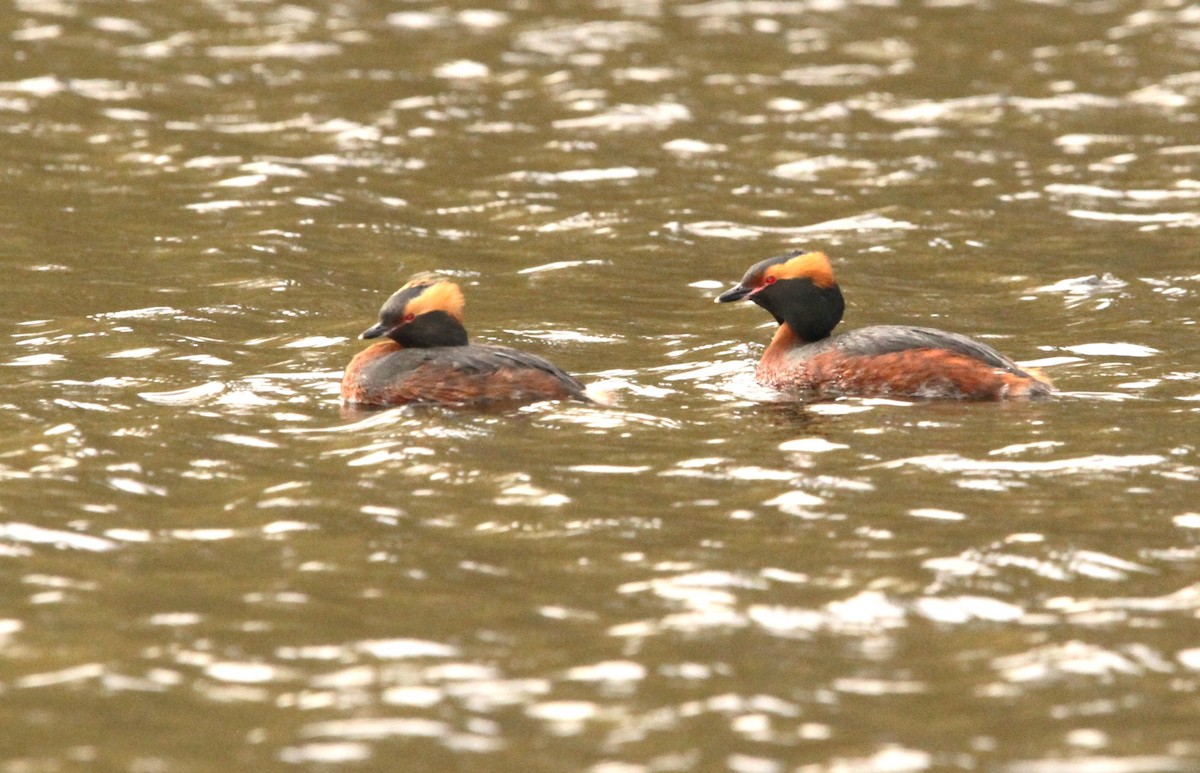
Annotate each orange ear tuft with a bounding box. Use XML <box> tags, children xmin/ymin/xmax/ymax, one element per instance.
<box><xmin>773</xmin><ymin>251</ymin><xmax>836</xmax><ymax>288</ymax></box>
<box><xmin>406</xmin><ymin>281</ymin><xmax>466</xmax><ymax>321</ymax></box>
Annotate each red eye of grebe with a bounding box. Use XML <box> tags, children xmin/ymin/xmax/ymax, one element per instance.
<box><xmin>404</xmin><ymin>313</ymin><xmax>416</xmax><ymax>322</ymax></box>
<box><xmin>764</xmin><ymin>275</ymin><xmax>776</xmax><ymax>285</ymax></box>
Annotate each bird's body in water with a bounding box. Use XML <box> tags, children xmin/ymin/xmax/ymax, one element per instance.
<box><xmin>717</xmin><ymin>250</ymin><xmax>1053</xmax><ymax>400</ymax></box>
<box><xmin>341</xmin><ymin>275</ymin><xmax>589</xmax><ymax>408</ymax></box>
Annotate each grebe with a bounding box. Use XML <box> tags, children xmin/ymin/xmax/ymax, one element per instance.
<box><xmin>341</xmin><ymin>275</ymin><xmax>589</xmax><ymax>407</ymax></box>
<box><xmin>717</xmin><ymin>250</ymin><xmax>1053</xmax><ymax>400</ymax></box>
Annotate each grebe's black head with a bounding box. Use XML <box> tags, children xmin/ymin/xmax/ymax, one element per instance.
<box><xmin>716</xmin><ymin>250</ymin><xmax>845</xmax><ymax>342</ymax></box>
<box><xmin>360</xmin><ymin>274</ymin><xmax>469</xmax><ymax>348</ymax></box>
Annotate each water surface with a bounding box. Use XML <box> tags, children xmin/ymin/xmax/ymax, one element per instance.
<box><xmin>3</xmin><ymin>1</ymin><xmax>1200</xmax><ymax>770</ymax></box>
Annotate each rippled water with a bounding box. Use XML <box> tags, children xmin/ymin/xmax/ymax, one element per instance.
<box><xmin>3</xmin><ymin>1</ymin><xmax>1200</xmax><ymax>770</ymax></box>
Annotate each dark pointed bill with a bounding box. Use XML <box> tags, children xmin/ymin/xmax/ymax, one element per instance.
<box><xmin>360</xmin><ymin>322</ymin><xmax>390</xmax><ymax>340</ymax></box>
<box><xmin>716</xmin><ymin>284</ymin><xmax>752</xmax><ymax>303</ymax></box>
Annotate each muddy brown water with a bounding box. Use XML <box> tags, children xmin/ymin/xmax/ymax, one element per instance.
<box><xmin>2</xmin><ymin>1</ymin><xmax>1200</xmax><ymax>771</ymax></box>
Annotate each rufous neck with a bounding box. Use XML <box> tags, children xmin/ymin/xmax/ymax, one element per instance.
<box><xmin>762</xmin><ymin>323</ymin><xmax>801</xmax><ymax>365</ymax></box>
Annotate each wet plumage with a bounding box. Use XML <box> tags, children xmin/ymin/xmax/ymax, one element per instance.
<box><xmin>717</xmin><ymin>250</ymin><xmax>1053</xmax><ymax>400</ymax></box>
<box><xmin>341</xmin><ymin>275</ymin><xmax>589</xmax><ymax>407</ymax></box>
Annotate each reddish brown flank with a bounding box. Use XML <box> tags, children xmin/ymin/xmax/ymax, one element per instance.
<box><xmin>760</xmin><ymin>347</ymin><xmax>1051</xmax><ymax>400</ymax></box>
<box><xmin>341</xmin><ymin>340</ymin><xmax>586</xmax><ymax>407</ymax></box>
